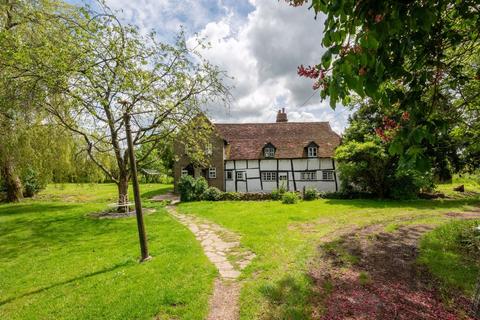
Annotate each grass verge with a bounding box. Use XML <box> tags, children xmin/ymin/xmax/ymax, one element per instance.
<box><xmin>0</xmin><ymin>183</ymin><xmax>216</xmax><ymax>320</ymax></box>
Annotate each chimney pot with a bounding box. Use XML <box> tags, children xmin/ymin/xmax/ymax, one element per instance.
<box><xmin>276</xmin><ymin>108</ymin><xmax>288</xmax><ymax>123</ymax></box>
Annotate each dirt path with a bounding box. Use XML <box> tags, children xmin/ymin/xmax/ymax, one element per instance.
<box><xmin>165</xmin><ymin>204</ymin><xmax>255</xmax><ymax>320</ymax></box>
<box><xmin>309</xmin><ymin>210</ymin><xmax>480</xmax><ymax>320</ymax></box>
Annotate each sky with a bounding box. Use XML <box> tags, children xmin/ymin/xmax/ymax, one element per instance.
<box><xmin>67</xmin><ymin>0</ymin><xmax>351</xmax><ymax>133</ymax></box>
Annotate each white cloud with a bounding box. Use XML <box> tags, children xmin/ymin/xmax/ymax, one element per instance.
<box><xmin>96</xmin><ymin>0</ymin><xmax>351</xmax><ymax>133</ymax></box>
<box><xmin>186</xmin><ymin>0</ymin><xmax>350</xmax><ymax>133</ymax></box>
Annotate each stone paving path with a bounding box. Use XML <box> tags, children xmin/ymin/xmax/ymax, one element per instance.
<box><xmin>165</xmin><ymin>204</ymin><xmax>255</xmax><ymax>319</ymax></box>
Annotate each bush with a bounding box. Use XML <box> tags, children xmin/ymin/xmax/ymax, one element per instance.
<box><xmin>389</xmin><ymin>169</ymin><xmax>434</xmax><ymax>200</ymax></box>
<box><xmin>303</xmin><ymin>187</ymin><xmax>318</xmax><ymax>201</ymax></box>
<box><xmin>201</xmin><ymin>187</ymin><xmax>223</xmax><ymax>201</ymax></box>
<box><xmin>271</xmin><ymin>184</ymin><xmax>287</xmax><ymax>200</ymax></box>
<box><xmin>282</xmin><ymin>191</ymin><xmax>299</xmax><ymax>204</ymax></box>
<box><xmin>177</xmin><ymin>175</ymin><xmax>208</xmax><ymax>202</ymax></box>
<box><xmin>22</xmin><ymin>169</ymin><xmax>45</xmax><ymax>198</ymax></box>
<box><xmin>194</xmin><ymin>177</ymin><xmax>208</xmax><ymax>198</ymax></box>
<box><xmin>221</xmin><ymin>192</ymin><xmax>242</xmax><ymax>201</ymax></box>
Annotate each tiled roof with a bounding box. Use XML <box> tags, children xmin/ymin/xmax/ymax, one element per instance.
<box><xmin>214</xmin><ymin>122</ymin><xmax>341</xmax><ymax>160</ymax></box>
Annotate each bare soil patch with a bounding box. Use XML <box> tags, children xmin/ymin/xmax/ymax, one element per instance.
<box><xmin>310</xmin><ymin>223</ymin><xmax>475</xmax><ymax>319</ymax></box>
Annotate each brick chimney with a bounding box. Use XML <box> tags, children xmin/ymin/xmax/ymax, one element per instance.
<box><xmin>276</xmin><ymin>108</ymin><xmax>288</xmax><ymax>123</ymax></box>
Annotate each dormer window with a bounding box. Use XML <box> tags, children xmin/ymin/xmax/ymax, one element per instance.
<box><xmin>263</xmin><ymin>142</ymin><xmax>276</xmax><ymax>158</ymax></box>
<box><xmin>264</xmin><ymin>147</ymin><xmax>275</xmax><ymax>158</ymax></box>
<box><xmin>306</xmin><ymin>141</ymin><xmax>318</xmax><ymax>158</ymax></box>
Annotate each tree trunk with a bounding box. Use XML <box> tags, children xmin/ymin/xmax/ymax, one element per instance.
<box><xmin>2</xmin><ymin>157</ymin><xmax>23</xmax><ymax>202</ymax></box>
<box><xmin>473</xmin><ymin>275</ymin><xmax>480</xmax><ymax>318</ymax></box>
<box><xmin>117</xmin><ymin>173</ymin><xmax>129</xmax><ymax>213</ymax></box>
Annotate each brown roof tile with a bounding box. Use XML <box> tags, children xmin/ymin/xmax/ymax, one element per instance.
<box><xmin>214</xmin><ymin>122</ymin><xmax>341</xmax><ymax>160</ymax></box>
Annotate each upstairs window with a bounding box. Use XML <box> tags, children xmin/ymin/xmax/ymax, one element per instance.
<box><xmin>263</xmin><ymin>142</ymin><xmax>276</xmax><ymax>158</ymax></box>
<box><xmin>308</xmin><ymin>146</ymin><xmax>317</xmax><ymax>157</ymax></box>
<box><xmin>264</xmin><ymin>147</ymin><xmax>275</xmax><ymax>158</ymax></box>
<box><xmin>205</xmin><ymin>144</ymin><xmax>213</xmax><ymax>156</ymax></box>
<box><xmin>208</xmin><ymin>167</ymin><xmax>216</xmax><ymax>179</ymax></box>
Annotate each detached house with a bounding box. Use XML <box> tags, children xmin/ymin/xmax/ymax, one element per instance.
<box><xmin>174</xmin><ymin>109</ymin><xmax>342</xmax><ymax>193</ymax></box>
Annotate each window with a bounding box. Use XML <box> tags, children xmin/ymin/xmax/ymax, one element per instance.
<box><xmin>208</xmin><ymin>167</ymin><xmax>216</xmax><ymax>179</ymax></box>
<box><xmin>261</xmin><ymin>171</ymin><xmax>277</xmax><ymax>182</ymax></box>
<box><xmin>181</xmin><ymin>169</ymin><xmax>189</xmax><ymax>176</ymax></box>
<box><xmin>236</xmin><ymin>171</ymin><xmax>245</xmax><ymax>180</ymax></box>
<box><xmin>301</xmin><ymin>171</ymin><xmax>316</xmax><ymax>180</ymax></box>
<box><xmin>308</xmin><ymin>147</ymin><xmax>318</xmax><ymax>157</ymax></box>
<box><xmin>205</xmin><ymin>144</ymin><xmax>213</xmax><ymax>156</ymax></box>
<box><xmin>279</xmin><ymin>173</ymin><xmax>288</xmax><ymax>181</ymax></box>
<box><xmin>322</xmin><ymin>171</ymin><xmax>334</xmax><ymax>181</ymax></box>
<box><xmin>264</xmin><ymin>147</ymin><xmax>275</xmax><ymax>158</ymax></box>
<box><xmin>225</xmin><ymin>170</ymin><xmax>233</xmax><ymax>180</ymax></box>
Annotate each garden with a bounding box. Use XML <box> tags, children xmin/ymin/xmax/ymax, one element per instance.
<box><xmin>1</xmin><ymin>180</ymin><xmax>479</xmax><ymax>319</ymax></box>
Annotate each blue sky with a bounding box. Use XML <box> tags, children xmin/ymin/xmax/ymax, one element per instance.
<box><xmin>66</xmin><ymin>0</ymin><xmax>351</xmax><ymax>133</ymax></box>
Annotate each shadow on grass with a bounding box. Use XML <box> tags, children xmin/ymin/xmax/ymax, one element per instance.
<box><xmin>0</xmin><ymin>203</ymin><xmax>122</xmax><ymax>261</ymax></box>
<box><xmin>259</xmin><ymin>275</ymin><xmax>314</xmax><ymax>320</ymax></box>
<box><xmin>0</xmin><ymin>259</ymin><xmax>136</xmax><ymax>306</ymax></box>
<box><xmin>0</xmin><ymin>203</ymin><xmax>77</xmax><ymax>217</ymax></box>
<box><xmin>323</xmin><ymin>198</ymin><xmax>480</xmax><ymax>210</ymax></box>
<box><xmin>141</xmin><ymin>185</ymin><xmax>173</xmax><ymax>200</ymax></box>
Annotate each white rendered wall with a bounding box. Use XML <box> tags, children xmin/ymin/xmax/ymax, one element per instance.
<box><xmin>224</xmin><ymin>159</ymin><xmax>338</xmax><ymax>193</ymax></box>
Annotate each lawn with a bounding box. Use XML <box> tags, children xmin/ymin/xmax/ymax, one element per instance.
<box><xmin>419</xmin><ymin>219</ymin><xmax>480</xmax><ymax>295</ymax></box>
<box><xmin>2</xmin><ymin>183</ymin><xmax>479</xmax><ymax>320</ymax></box>
<box><xmin>0</xmin><ymin>183</ymin><xmax>217</xmax><ymax>320</ymax></box>
<box><xmin>178</xmin><ymin>195</ymin><xmax>480</xmax><ymax>319</ymax></box>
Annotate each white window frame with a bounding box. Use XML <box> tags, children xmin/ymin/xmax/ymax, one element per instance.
<box><xmin>279</xmin><ymin>172</ymin><xmax>288</xmax><ymax>181</ymax></box>
<box><xmin>261</xmin><ymin>171</ymin><xmax>277</xmax><ymax>182</ymax></box>
<box><xmin>225</xmin><ymin>170</ymin><xmax>233</xmax><ymax>180</ymax></box>
<box><xmin>208</xmin><ymin>167</ymin><xmax>216</xmax><ymax>179</ymax></box>
<box><xmin>236</xmin><ymin>171</ymin><xmax>245</xmax><ymax>180</ymax></box>
<box><xmin>205</xmin><ymin>144</ymin><xmax>213</xmax><ymax>156</ymax></box>
<box><xmin>322</xmin><ymin>170</ymin><xmax>334</xmax><ymax>181</ymax></box>
<box><xmin>264</xmin><ymin>147</ymin><xmax>275</xmax><ymax>158</ymax></box>
<box><xmin>307</xmin><ymin>146</ymin><xmax>318</xmax><ymax>157</ymax></box>
<box><xmin>301</xmin><ymin>171</ymin><xmax>316</xmax><ymax>180</ymax></box>
<box><xmin>181</xmin><ymin>169</ymin><xmax>189</xmax><ymax>176</ymax></box>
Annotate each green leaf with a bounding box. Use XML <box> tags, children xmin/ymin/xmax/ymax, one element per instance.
<box><xmin>388</xmin><ymin>141</ymin><xmax>403</xmax><ymax>155</ymax></box>
<box><xmin>322</xmin><ymin>49</ymin><xmax>333</xmax><ymax>69</ymax></box>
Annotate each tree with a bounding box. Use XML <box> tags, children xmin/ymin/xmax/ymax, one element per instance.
<box><xmin>44</xmin><ymin>6</ymin><xmax>229</xmax><ymax>210</ymax></box>
<box><xmin>290</xmin><ymin>0</ymin><xmax>480</xmax><ymax>172</ymax></box>
<box><xmin>0</xmin><ymin>0</ymin><xmax>82</xmax><ymax>201</ymax></box>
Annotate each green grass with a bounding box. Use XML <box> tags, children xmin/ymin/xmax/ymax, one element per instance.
<box><xmin>436</xmin><ymin>174</ymin><xmax>480</xmax><ymax>198</ymax></box>
<box><xmin>419</xmin><ymin>220</ymin><xmax>480</xmax><ymax>295</ymax></box>
<box><xmin>0</xmin><ymin>183</ymin><xmax>216</xmax><ymax>320</ymax></box>
<box><xmin>178</xmin><ymin>196</ymin><xmax>480</xmax><ymax>319</ymax></box>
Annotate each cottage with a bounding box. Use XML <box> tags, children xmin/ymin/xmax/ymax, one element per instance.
<box><xmin>174</xmin><ymin>109</ymin><xmax>342</xmax><ymax>193</ymax></box>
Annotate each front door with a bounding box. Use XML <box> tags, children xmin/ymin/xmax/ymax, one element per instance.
<box><xmin>278</xmin><ymin>172</ymin><xmax>289</xmax><ymax>190</ymax></box>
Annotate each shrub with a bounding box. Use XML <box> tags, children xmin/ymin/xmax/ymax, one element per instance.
<box><xmin>194</xmin><ymin>177</ymin><xmax>208</xmax><ymax>198</ymax></box>
<box><xmin>221</xmin><ymin>192</ymin><xmax>242</xmax><ymax>201</ymax></box>
<box><xmin>201</xmin><ymin>186</ymin><xmax>223</xmax><ymax>201</ymax></box>
<box><xmin>282</xmin><ymin>191</ymin><xmax>299</xmax><ymax>204</ymax></box>
<box><xmin>271</xmin><ymin>184</ymin><xmax>287</xmax><ymax>200</ymax></box>
<box><xmin>303</xmin><ymin>187</ymin><xmax>318</xmax><ymax>201</ymax></box>
<box><xmin>178</xmin><ymin>175</ymin><xmax>208</xmax><ymax>202</ymax></box>
<box><xmin>389</xmin><ymin>169</ymin><xmax>434</xmax><ymax>200</ymax></box>
<box><xmin>22</xmin><ymin>169</ymin><xmax>45</xmax><ymax>198</ymax></box>
<box><xmin>177</xmin><ymin>175</ymin><xmax>196</xmax><ymax>202</ymax></box>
